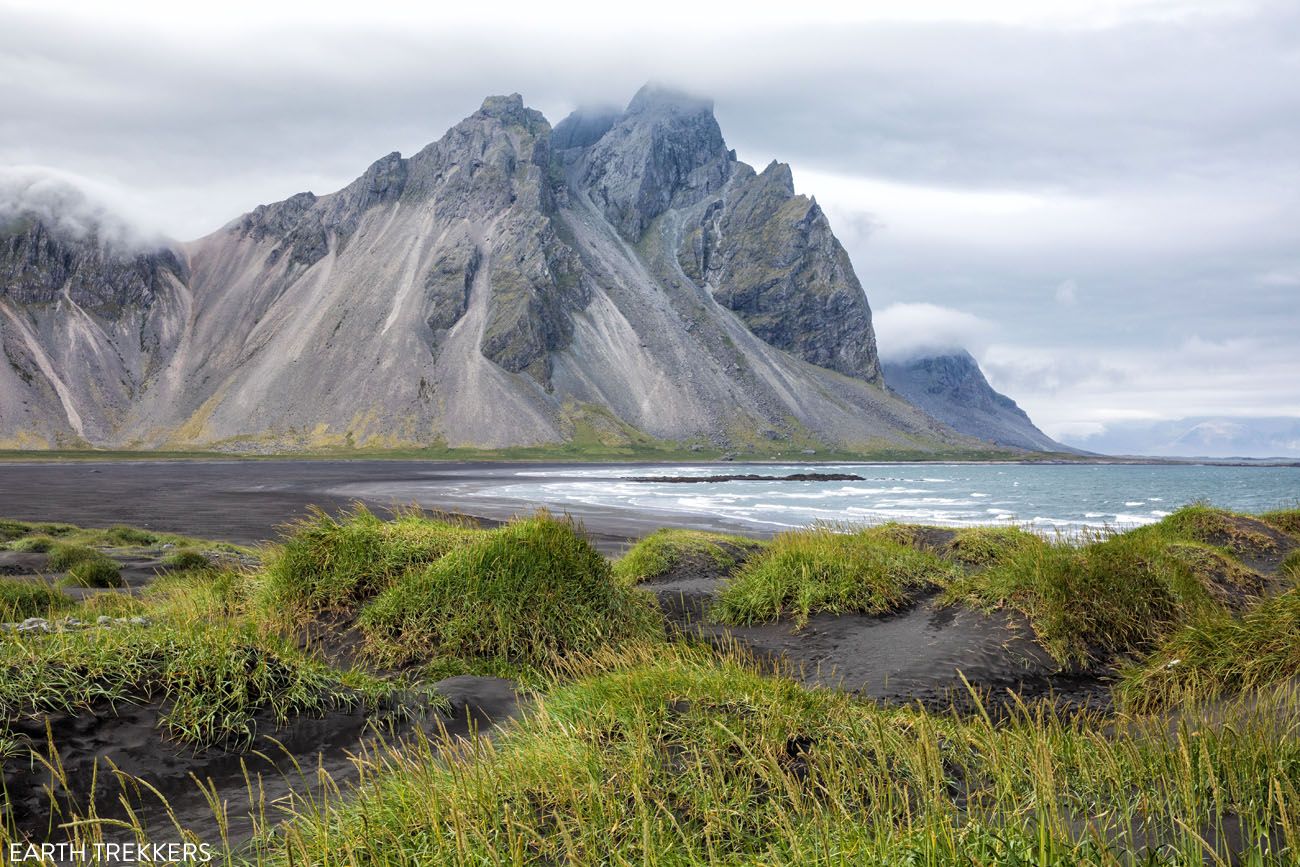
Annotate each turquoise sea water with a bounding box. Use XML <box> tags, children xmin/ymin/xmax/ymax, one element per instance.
<box><xmin>460</xmin><ymin>463</ymin><xmax>1300</xmax><ymax>534</ymax></box>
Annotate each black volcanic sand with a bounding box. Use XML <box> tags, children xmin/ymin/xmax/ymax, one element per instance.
<box><xmin>0</xmin><ymin>543</ymin><xmax>524</xmax><ymax>853</ymax></box>
<box><xmin>0</xmin><ymin>548</ymin><xmax>169</xmax><ymax>600</ymax></box>
<box><xmin>0</xmin><ymin>460</ymin><xmax>772</xmax><ymax>556</ymax></box>
<box><xmin>3</xmin><ymin>678</ymin><xmax>523</xmax><ymax>851</ymax></box>
<box><xmin>640</xmin><ymin>532</ymin><xmax>1109</xmax><ymax>713</ymax></box>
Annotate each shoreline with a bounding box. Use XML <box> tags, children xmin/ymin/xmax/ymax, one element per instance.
<box><xmin>2</xmin><ymin>459</ymin><xmax>1298</xmax><ymax>554</ymax></box>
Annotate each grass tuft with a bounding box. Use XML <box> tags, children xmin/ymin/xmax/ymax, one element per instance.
<box><xmin>256</xmin><ymin>505</ymin><xmax>483</xmax><ymax>619</ymax></box>
<box><xmin>711</xmin><ymin>526</ymin><xmax>955</xmax><ymax>627</ymax></box>
<box><xmin>0</xmin><ymin>577</ymin><xmax>73</xmax><ymax>620</ymax></box>
<box><xmin>613</xmin><ymin>528</ymin><xmax>762</xmax><ymax>584</ymax></box>
<box><xmin>46</xmin><ymin>542</ymin><xmax>101</xmax><ymax>571</ymax></box>
<box><xmin>948</xmin><ymin>517</ymin><xmax>1269</xmax><ymax>667</ymax></box>
<box><xmin>102</xmin><ymin>524</ymin><xmax>158</xmax><ymax>546</ymax></box>
<box><xmin>942</xmin><ymin>525</ymin><xmax>1041</xmax><ymax>568</ymax></box>
<box><xmin>8</xmin><ymin>534</ymin><xmax>55</xmax><ymax>553</ymax></box>
<box><xmin>360</xmin><ymin>512</ymin><xmax>662</xmax><ymax>671</ymax></box>
<box><xmin>161</xmin><ymin>547</ymin><xmax>211</xmax><ymax>571</ymax></box>
<box><xmin>61</xmin><ymin>554</ymin><xmax>124</xmax><ymax>588</ymax></box>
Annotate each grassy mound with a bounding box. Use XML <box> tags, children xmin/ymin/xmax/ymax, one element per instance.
<box><xmin>46</xmin><ymin>542</ymin><xmax>101</xmax><ymax>571</ymax></box>
<box><xmin>711</xmin><ymin>526</ymin><xmax>955</xmax><ymax>627</ymax></box>
<box><xmin>257</xmin><ymin>506</ymin><xmax>483</xmax><ymax>618</ymax></box>
<box><xmin>1159</xmin><ymin>503</ymin><xmax>1287</xmax><ymax>559</ymax></box>
<box><xmin>265</xmin><ymin>649</ymin><xmax>1300</xmax><ymax>865</ymax></box>
<box><xmin>102</xmin><ymin>524</ymin><xmax>158</xmax><ymax>546</ymax></box>
<box><xmin>8</xmin><ymin>534</ymin><xmax>55</xmax><ymax>553</ymax></box>
<box><xmin>0</xmin><ymin>578</ymin><xmax>73</xmax><ymax>620</ymax></box>
<box><xmin>949</xmin><ymin>510</ymin><xmax>1269</xmax><ymax>667</ymax></box>
<box><xmin>360</xmin><ymin>512</ymin><xmax>661</xmax><ymax>670</ymax></box>
<box><xmin>942</xmin><ymin>525</ymin><xmax>1041</xmax><ymax>568</ymax></box>
<box><xmin>161</xmin><ymin>548</ymin><xmax>211</xmax><ymax>571</ymax></box>
<box><xmin>1119</xmin><ymin>552</ymin><xmax>1300</xmax><ymax>709</ymax></box>
<box><xmin>61</xmin><ymin>554</ymin><xmax>124</xmax><ymax>588</ymax></box>
<box><xmin>613</xmin><ymin>528</ymin><xmax>762</xmax><ymax>584</ymax></box>
<box><xmin>1261</xmin><ymin>507</ymin><xmax>1300</xmax><ymax>537</ymax></box>
<box><xmin>0</xmin><ymin>517</ymin><xmax>242</xmax><ymax>557</ymax></box>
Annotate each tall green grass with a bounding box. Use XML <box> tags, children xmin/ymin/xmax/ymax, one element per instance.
<box><xmin>0</xmin><ymin>577</ymin><xmax>73</xmax><ymax>620</ymax></box>
<box><xmin>711</xmin><ymin>525</ymin><xmax>955</xmax><ymax>627</ymax></box>
<box><xmin>1119</xmin><ymin>551</ymin><xmax>1300</xmax><ymax>709</ymax></box>
<box><xmin>241</xmin><ymin>648</ymin><xmax>1300</xmax><ymax>865</ymax></box>
<box><xmin>360</xmin><ymin>512</ymin><xmax>662</xmax><ymax>672</ymax></box>
<box><xmin>255</xmin><ymin>505</ymin><xmax>483</xmax><ymax>619</ymax></box>
<box><xmin>0</xmin><ymin>619</ymin><xmax>355</xmax><ymax>747</ymax></box>
<box><xmin>949</xmin><ymin>507</ymin><xmax>1268</xmax><ymax>667</ymax></box>
<box><xmin>613</xmin><ymin>528</ymin><xmax>762</xmax><ymax>584</ymax></box>
<box><xmin>941</xmin><ymin>525</ymin><xmax>1042</xmax><ymax>568</ymax></box>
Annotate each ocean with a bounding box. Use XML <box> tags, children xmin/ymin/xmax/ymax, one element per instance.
<box><xmin>444</xmin><ymin>462</ymin><xmax>1300</xmax><ymax>535</ymax></box>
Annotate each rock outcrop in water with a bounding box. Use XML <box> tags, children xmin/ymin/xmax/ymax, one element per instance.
<box><xmin>1</xmin><ymin>86</ymin><xmax>982</xmax><ymax>453</ymax></box>
<box><xmin>882</xmin><ymin>351</ymin><xmax>1066</xmax><ymax>453</ymax></box>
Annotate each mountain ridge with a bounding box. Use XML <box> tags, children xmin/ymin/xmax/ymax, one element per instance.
<box><xmin>882</xmin><ymin>350</ymin><xmax>1070</xmax><ymax>453</ymax></box>
<box><xmin>0</xmin><ymin>86</ymin><xmax>1036</xmax><ymax>456</ymax></box>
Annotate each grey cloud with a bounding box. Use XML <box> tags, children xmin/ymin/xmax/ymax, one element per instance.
<box><xmin>1</xmin><ymin>1</ymin><xmax>1296</xmax><ymax>446</ymax></box>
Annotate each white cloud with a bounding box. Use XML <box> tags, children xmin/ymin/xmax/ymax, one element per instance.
<box><xmin>0</xmin><ymin>165</ymin><xmax>165</xmax><ymax>249</ymax></box>
<box><xmin>873</xmin><ymin>302</ymin><xmax>996</xmax><ymax>362</ymax></box>
<box><xmin>981</xmin><ymin>335</ymin><xmax>1300</xmax><ymax>440</ymax></box>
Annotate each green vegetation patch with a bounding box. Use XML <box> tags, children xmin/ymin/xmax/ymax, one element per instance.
<box><xmin>0</xmin><ymin>578</ymin><xmax>73</xmax><ymax>620</ymax></box>
<box><xmin>711</xmin><ymin>526</ymin><xmax>955</xmax><ymax>627</ymax></box>
<box><xmin>61</xmin><ymin>554</ymin><xmax>124</xmax><ymax>588</ymax></box>
<box><xmin>1159</xmin><ymin>503</ymin><xmax>1283</xmax><ymax>558</ymax></box>
<box><xmin>102</xmin><ymin>524</ymin><xmax>158</xmax><ymax>546</ymax></box>
<box><xmin>613</xmin><ymin>528</ymin><xmax>763</xmax><ymax>584</ymax></box>
<box><xmin>1261</xmin><ymin>507</ymin><xmax>1300</xmax><ymax>538</ymax></box>
<box><xmin>1119</xmin><ymin>553</ymin><xmax>1300</xmax><ymax>709</ymax></box>
<box><xmin>257</xmin><ymin>505</ymin><xmax>484</xmax><ymax>618</ymax></box>
<box><xmin>160</xmin><ymin>548</ymin><xmax>211</xmax><ymax>572</ymax></box>
<box><xmin>360</xmin><ymin>512</ymin><xmax>662</xmax><ymax>670</ymax></box>
<box><xmin>942</xmin><ymin>526</ymin><xmax>1041</xmax><ymax>568</ymax></box>
<box><xmin>46</xmin><ymin>542</ymin><xmax>101</xmax><ymax>571</ymax></box>
<box><xmin>0</xmin><ymin>621</ymin><xmax>356</xmax><ymax>747</ymax></box>
<box><xmin>265</xmin><ymin>650</ymin><xmax>1300</xmax><ymax>865</ymax></box>
<box><xmin>949</xmin><ymin>524</ymin><xmax>1265</xmax><ymax>667</ymax></box>
<box><xmin>8</xmin><ymin>534</ymin><xmax>55</xmax><ymax>553</ymax></box>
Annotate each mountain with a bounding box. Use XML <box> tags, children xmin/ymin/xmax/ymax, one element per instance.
<box><xmin>882</xmin><ymin>351</ymin><xmax>1067</xmax><ymax>452</ymax></box>
<box><xmin>0</xmin><ymin>86</ymin><xmax>979</xmax><ymax>454</ymax></box>
<box><xmin>1064</xmin><ymin>417</ymin><xmax>1300</xmax><ymax>459</ymax></box>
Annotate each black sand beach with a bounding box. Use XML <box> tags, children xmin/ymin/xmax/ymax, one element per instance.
<box><xmin>0</xmin><ymin>460</ymin><xmax>762</xmax><ymax>555</ymax></box>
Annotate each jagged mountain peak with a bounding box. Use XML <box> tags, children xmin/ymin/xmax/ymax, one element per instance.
<box><xmin>0</xmin><ymin>86</ymin><xmax>983</xmax><ymax>455</ymax></box>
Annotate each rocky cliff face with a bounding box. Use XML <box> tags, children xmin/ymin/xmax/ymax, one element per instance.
<box><xmin>882</xmin><ymin>351</ymin><xmax>1065</xmax><ymax>452</ymax></box>
<box><xmin>0</xmin><ymin>216</ymin><xmax>189</xmax><ymax>447</ymax></box>
<box><xmin>0</xmin><ymin>86</ymin><xmax>976</xmax><ymax>454</ymax></box>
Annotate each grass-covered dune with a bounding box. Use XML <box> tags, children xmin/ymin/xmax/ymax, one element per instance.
<box><xmin>260</xmin><ymin>648</ymin><xmax>1300</xmax><ymax>865</ymax></box>
<box><xmin>0</xmin><ymin>505</ymin><xmax>1297</xmax><ymax>863</ymax></box>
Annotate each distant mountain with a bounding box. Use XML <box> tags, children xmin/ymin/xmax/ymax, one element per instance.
<box><xmin>0</xmin><ymin>86</ymin><xmax>986</xmax><ymax>454</ymax></box>
<box><xmin>1064</xmin><ymin>417</ymin><xmax>1300</xmax><ymax>459</ymax></box>
<box><xmin>882</xmin><ymin>351</ymin><xmax>1069</xmax><ymax>453</ymax></box>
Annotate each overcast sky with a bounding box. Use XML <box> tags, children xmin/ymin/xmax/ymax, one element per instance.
<box><xmin>2</xmin><ymin>0</ymin><xmax>1298</xmax><ymax>448</ymax></box>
